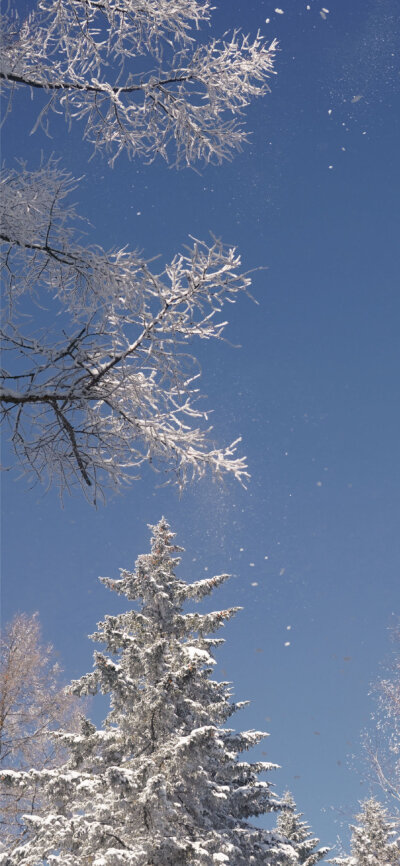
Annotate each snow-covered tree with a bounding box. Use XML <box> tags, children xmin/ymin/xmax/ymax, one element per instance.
<box><xmin>0</xmin><ymin>1</ymin><xmax>277</xmax><ymax>167</ymax></box>
<box><xmin>276</xmin><ymin>792</ymin><xmax>329</xmax><ymax>866</ymax></box>
<box><xmin>0</xmin><ymin>518</ymin><xmax>297</xmax><ymax>865</ymax></box>
<box><xmin>0</xmin><ymin>613</ymin><xmax>82</xmax><ymax>852</ymax></box>
<box><xmin>329</xmin><ymin>798</ymin><xmax>400</xmax><ymax>866</ymax></box>
<box><xmin>0</xmin><ymin>1</ymin><xmax>277</xmax><ymax>501</ymax></box>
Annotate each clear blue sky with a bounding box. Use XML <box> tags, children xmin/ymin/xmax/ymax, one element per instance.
<box><xmin>2</xmin><ymin>0</ymin><xmax>400</xmax><ymax>851</ymax></box>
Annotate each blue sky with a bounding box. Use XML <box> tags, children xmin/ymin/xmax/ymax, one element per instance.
<box><xmin>2</xmin><ymin>0</ymin><xmax>400</xmax><ymax>850</ymax></box>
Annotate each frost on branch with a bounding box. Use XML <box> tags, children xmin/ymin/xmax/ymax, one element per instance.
<box><xmin>0</xmin><ymin>518</ymin><xmax>298</xmax><ymax>865</ymax></box>
<box><xmin>0</xmin><ymin>160</ymin><xmax>251</xmax><ymax>501</ymax></box>
<box><xmin>0</xmin><ymin>1</ymin><xmax>277</xmax><ymax>166</ymax></box>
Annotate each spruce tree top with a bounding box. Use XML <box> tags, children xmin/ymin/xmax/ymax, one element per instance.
<box><xmin>276</xmin><ymin>792</ymin><xmax>329</xmax><ymax>866</ymax></box>
<box><xmin>329</xmin><ymin>798</ymin><xmax>400</xmax><ymax>866</ymax></box>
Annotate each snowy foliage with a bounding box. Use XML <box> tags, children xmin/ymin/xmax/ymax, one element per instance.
<box><xmin>0</xmin><ymin>519</ymin><xmax>298</xmax><ymax>865</ymax></box>
<box><xmin>329</xmin><ymin>798</ymin><xmax>400</xmax><ymax>866</ymax></box>
<box><xmin>276</xmin><ymin>792</ymin><xmax>329</xmax><ymax>866</ymax></box>
<box><xmin>0</xmin><ymin>0</ymin><xmax>277</xmax><ymax>501</ymax></box>
<box><xmin>0</xmin><ymin>1</ymin><xmax>277</xmax><ymax>166</ymax></box>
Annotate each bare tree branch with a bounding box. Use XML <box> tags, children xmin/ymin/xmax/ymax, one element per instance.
<box><xmin>362</xmin><ymin>624</ymin><xmax>400</xmax><ymax>821</ymax></box>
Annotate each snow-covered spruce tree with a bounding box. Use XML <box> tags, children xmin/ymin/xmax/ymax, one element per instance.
<box><xmin>276</xmin><ymin>792</ymin><xmax>329</xmax><ymax>866</ymax></box>
<box><xmin>0</xmin><ymin>518</ymin><xmax>297</xmax><ymax>865</ymax></box>
<box><xmin>329</xmin><ymin>798</ymin><xmax>400</xmax><ymax>866</ymax></box>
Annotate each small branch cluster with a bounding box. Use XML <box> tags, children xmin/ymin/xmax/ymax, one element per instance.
<box><xmin>1</xmin><ymin>159</ymin><xmax>251</xmax><ymax>501</ymax></box>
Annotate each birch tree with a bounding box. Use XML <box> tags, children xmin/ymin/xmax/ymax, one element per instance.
<box><xmin>0</xmin><ymin>613</ymin><xmax>82</xmax><ymax>852</ymax></box>
<box><xmin>0</xmin><ymin>518</ymin><xmax>297</xmax><ymax>865</ymax></box>
<box><xmin>363</xmin><ymin>626</ymin><xmax>400</xmax><ymax>817</ymax></box>
<box><xmin>0</xmin><ymin>1</ymin><xmax>277</xmax><ymax>502</ymax></box>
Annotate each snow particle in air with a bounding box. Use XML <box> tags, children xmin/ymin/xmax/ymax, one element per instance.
<box><xmin>275</xmin><ymin>8</ymin><xmax>284</xmax><ymax>14</ymax></box>
<box><xmin>251</xmin><ymin>582</ymin><xmax>259</xmax><ymax>587</ymax></box>
<box><xmin>284</xmin><ymin>641</ymin><xmax>291</xmax><ymax>647</ymax></box>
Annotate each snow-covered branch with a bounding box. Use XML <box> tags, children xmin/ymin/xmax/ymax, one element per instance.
<box><xmin>1</xmin><ymin>1</ymin><xmax>277</xmax><ymax>165</ymax></box>
<box><xmin>1</xmin><ymin>160</ymin><xmax>251</xmax><ymax>501</ymax></box>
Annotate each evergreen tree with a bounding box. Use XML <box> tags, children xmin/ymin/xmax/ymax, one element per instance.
<box><xmin>329</xmin><ymin>798</ymin><xmax>399</xmax><ymax>866</ymax></box>
<box><xmin>0</xmin><ymin>519</ymin><xmax>297</xmax><ymax>865</ymax></box>
<box><xmin>276</xmin><ymin>792</ymin><xmax>329</xmax><ymax>866</ymax></box>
